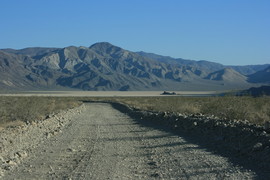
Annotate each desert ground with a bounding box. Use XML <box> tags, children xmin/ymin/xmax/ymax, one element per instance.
<box><xmin>1</xmin><ymin>103</ymin><xmax>257</xmax><ymax>179</ymax></box>
<box><xmin>0</xmin><ymin>92</ymin><xmax>269</xmax><ymax>179</ymax></box>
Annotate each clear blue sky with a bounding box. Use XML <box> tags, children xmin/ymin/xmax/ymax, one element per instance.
<box><xmin>0</xmin><ymin>0</ymin><xmax>269</xmax><ymax>65</ymax></box>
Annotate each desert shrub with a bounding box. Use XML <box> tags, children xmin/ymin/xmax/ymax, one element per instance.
<box><xmin>0</xmin><ymin>96</ymin><xmax>82</xmax><ymax>126</ymax></box>
<box><xmin>3</xmin><ymin>95</ymin><xmax>267</xmax><ymax>126</ymax></box>
<box><xmin>98</xmin><ymin>96</ymin><xmax>270</xmax><ymax>125</ymax></box>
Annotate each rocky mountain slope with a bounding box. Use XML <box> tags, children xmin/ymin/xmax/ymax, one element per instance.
<box><xmin>1</xmin><ymin>47</ymin><xmax>59</xmax><ymax>57</ymax></box>
<box><xmin>137</xmin><ymin>51</ymin><xmax>270</xmax><ymax>76</ymax></box>
<box><xmin>0</xmin><ymin>42</ymin><xmax>269</xmax><ymax>91</ymax></box>
<box><xmin>248</xmin><ymin>66</ymin><xmax>270</xmax><ymax>83</ymax></box>
<box><xmin>205</xmin><ymin>68</ymin><xmax>247</xmax><ymax>83</ymax></box>
<box><xmin>0</xmin><ymin>51</ymin><xmax>36</xmax><ymax>89</ymax></box>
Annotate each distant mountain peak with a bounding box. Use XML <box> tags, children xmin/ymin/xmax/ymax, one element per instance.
<box><xmin>89</xmin><ymin>42</ymin><xmax>117</xmax><ymax>49</ymax></box>
<box><xmin>78</xmin><ymin>46</ymin><xmax>88</xmax><ymax>49</ymax></box>
<box><xmin>89</xmin><ymin>42</ymin><xmax>124</xmax><ymax>56</ymax></box>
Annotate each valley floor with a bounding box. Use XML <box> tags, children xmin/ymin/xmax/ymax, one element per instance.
<box><xmin>1</xmin><ymin>103</ymin><xmax>259</xmax><ymax>179</ymax></box>
<box><xmin>0</xmin><ymin>90</ymin><xmax>222</xmax><ymax>97</ymax></box>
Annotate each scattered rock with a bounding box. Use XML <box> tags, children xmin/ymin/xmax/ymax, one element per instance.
<box><xmin>45</xmin><ymin>132</ymin><xmax>51</xmax><ymax>139</ymax></box>
<box><xmin>16</xmin><ymin>151</ymin><xmax>28</xmax><ymax>159</ymax></box>
<box><xmin>0</xmin><ymin>105</ymin><xmax>85</xmax><ymax>174</ymax></box>
<box><xmin>0</xmin><ymin>169</ymin><xmax>4</xmax><ymax>177</ymax></box>
<box><xmin>0</xmin><ymin>156</ymin><xmax>4</xmax><ymax>163</ymax></box>
<box><xmin>150</xmin><ymin>173</ymin><xmax>160</xmax><ymax>177</ymax></box>
<box><xmin>111</xmin><ymin>102</ymin><xmax>270</xmax><ymax>173</ymax></box>
<box><xmin>3</xmin><ymin>165</ymin><xmax>12</xmax><ymax>171</ymax></box>
<box><xmin>6</xmin><ymin>160</ymin><xmax>17</xmax><ymax>166</ymax></box>
<box><xmin>67</xmin><ymin>148</ymin><xmax>75</xmax><ymax>152</ymax></box>
<box><xmin>253</xmin><ymin>143</ymin><xmax>263</xmax><ymax>151</ymax></box>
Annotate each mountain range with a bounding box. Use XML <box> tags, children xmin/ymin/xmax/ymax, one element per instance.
<box><xmin>0</xmin><ymin>42</ymin><xmax>269</xmax><ymax>91</ymax></box>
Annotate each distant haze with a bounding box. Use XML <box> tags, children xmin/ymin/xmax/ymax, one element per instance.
<box><xmin>0</xmin><ymin>1</ymin><xmax>269</xmax><ymax>65</ymax></box>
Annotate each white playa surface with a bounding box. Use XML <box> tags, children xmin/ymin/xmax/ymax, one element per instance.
<box><xmin>0</xmin><ymin>91</ymin><xmax>222</xmax><ymax>97</ymax></box>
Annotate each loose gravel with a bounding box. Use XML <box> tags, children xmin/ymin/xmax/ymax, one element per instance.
<box><xmin>0</xmin><ymin>103</ymin><xmax>268</xmax><ymax>179</ymax></box>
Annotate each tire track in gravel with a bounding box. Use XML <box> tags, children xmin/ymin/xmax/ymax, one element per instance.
<box><xmin>3</xmin><ymin>103</ymin><xmax>256</xmax><ymax>179</ymax></box>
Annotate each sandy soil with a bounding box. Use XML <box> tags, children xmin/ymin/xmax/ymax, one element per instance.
<box><xmin>0</xmin><ymin>103</ymin><xmax>256</xmax><ymax>179</ymax></box>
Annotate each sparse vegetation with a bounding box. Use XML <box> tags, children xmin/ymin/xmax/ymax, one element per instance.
<box><xmin>82</xmin><ymin>96</ymin><xmax>270</xmax><ymax>125</ymax></box>
<box><xmin>0</xmin><ymin>96</ymin><xmax>82</xmax><ymax>127</ymax></box>
<box><xmin>1</xmin><ymin>95</ymin><xmax>269</xmax><ymax>128</ymax></box>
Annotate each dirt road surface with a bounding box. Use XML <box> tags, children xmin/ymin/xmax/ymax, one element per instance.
<box><xmin>3</xmin><ymin>103</ymin><xmax>256</xmax><ymax>179</ymax></box>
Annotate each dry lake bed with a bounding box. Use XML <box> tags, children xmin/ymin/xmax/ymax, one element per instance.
<box><xmin>0</xmin><ymin>91</ymin><xmax>223</xmax><ymax>97</ymax></box>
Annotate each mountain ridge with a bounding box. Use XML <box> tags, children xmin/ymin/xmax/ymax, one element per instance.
<box><xmin>248</xmin><ymin>66</ymin><xmax>270</xmax><ymax>83</ymax></box>
<box><xmin>205</xmin><ymin>68</ymin><xmax>247</xmax><ymax>82</ymax></box>
<box><xmin>0</xmin><ymin>42</ymin><xmax>269</xmax><ymax>91</ymax></box>
<box><xmin>137</xmin><ymin>51</ymin><xmax>270</xmax><ymax>75</ymax></box>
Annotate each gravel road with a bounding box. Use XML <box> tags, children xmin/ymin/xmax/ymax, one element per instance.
<box><xmin>3</xmin><ymin>103</ymin><xmax>256</xmax><ymax>179</ymax></box>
